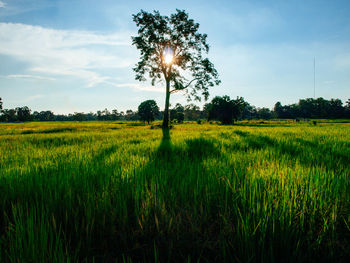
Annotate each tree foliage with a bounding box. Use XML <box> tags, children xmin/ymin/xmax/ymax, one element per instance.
<box><xmin>274</xmin><ymin>98</ymin><xmax>349</xmax><ymax>119</ymax></box>
<box><xmin>15</xmin><ymin>106</ymin><xmax>32</xmax><ymax>122</ymax></box>
<box><xmin>207</xmin><ymin>96</ymin><xmax>246</xmax><ymax>124</ymax></box>
<box><xmin>1</xmin><ymin>97</ymin><xmax>349</xmax><ymax>123</ymax></box>
<box><xmin>184</xmin><ymin>103</ymin><xmax>201</xmax><ymax>121</ymax></box>
<box><xmin>170</xmin><ymin>103</ymin><xmax>186</xmax><ymax>123</ymax></box>
<box><xmin>132</xmin><ymin>9</ymin><xmax>220</xmax><ymax>127</ymax></box>
<box><xmin>138</xmin><ymin>100</ymin><xmax>159</xmax><ymax>124</ymax></box>
<box><xmin>32</xmin><ymin>110</ymin><xmax>55</xmax><ymax>121</ymax></box>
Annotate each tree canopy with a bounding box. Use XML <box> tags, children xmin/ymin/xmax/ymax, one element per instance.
<box><xmin>274</xmin><ymin>98</ymin><xmax>348</xmax><ymax>119</ymax></box>
<box><xmin>206</xmin><ymin>96</ymin><xmax>246</xmax><ymax>124</ymax></box>
<box><xmin>1</xmin><ymin>97</ymin><xmax>349</xmax><ymax>123</ymax></box>
<box><xmin>170</xmin><ymin>103</ymin><xmax>186</xmax><ymax>123</ymax></box>
<box><xmin>138</xmin><ymin>100</ymin><xmax>159</xmax><ymax>124</ymax></box>
<box><xmin>132</xmin><ymin>9</ymin><xmax>220</xmax><ymax>128</ymax></box>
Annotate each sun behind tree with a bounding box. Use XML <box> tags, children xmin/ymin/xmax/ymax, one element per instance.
<box><xmin>132</xmin><ymin>9</ymin><xmax>220</xmax><ymax>128</ymax></box>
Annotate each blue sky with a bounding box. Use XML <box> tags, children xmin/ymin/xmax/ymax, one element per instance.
<box><xmin>0</xmin><ymin>0</ymin><xmax>349</xmax><ymax>114</ymax></box>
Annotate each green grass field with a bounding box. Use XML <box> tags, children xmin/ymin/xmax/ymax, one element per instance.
<box><xmin>0</xmin><ymin>121</ymin><xmax>349</xmax><ymax>262</ymax></box>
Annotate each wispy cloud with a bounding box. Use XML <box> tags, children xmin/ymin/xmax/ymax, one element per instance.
<box><xmin>25</xmin><ymin>94</ymin><xmax>44</xmax><ymax>102</ymax></box>
<box><xmin>0</xmin><ymin>22</ymin><xmax>136</xmax><ymax>87</ymax></box>
<box><xmin>0</xmin><ymin>1</ymin><xmax>5</xmax><ymax>8</ymax></box>
<box><xmin>7</xmin><ymin>94</ymin><xmax>45</xmax><ymax>104</ymax></box>
<box><xmin>0</xmin><ymin>1</ymin><xmax>56</xmax><ymax>18</ymax></box>
<box><xmin>6</xmin><ymin>74</ymin><xmax>55</xmax><ymax>81</ymax></box>
<box><xmin>113</xmin><ymin>83</ymin><xmax>164</xmax><ymax>93</ymax></box>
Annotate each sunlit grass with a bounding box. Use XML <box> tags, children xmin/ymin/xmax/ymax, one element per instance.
<box><xmin>0</xmin><ymin>121</ymin><xmax>349</xmax><ymax>262</ymax></box>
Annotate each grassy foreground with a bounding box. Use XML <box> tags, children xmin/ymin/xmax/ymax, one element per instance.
<box><xmin>0</xmin><ymin>121</ymin><xmax>349</xmax><ymax>262</ymax></box>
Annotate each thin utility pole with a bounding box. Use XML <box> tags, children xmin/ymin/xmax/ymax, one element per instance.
<box><xmin>313</xmin><ymin>57</ymin><xmax>316</xmax><ymax>98</ymax></box>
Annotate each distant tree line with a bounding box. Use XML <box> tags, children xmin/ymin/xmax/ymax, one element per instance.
<box><xmin>273</xmin><ymin>98</ymin><xmax>350</xmax><ymax>119</ymax></box>
<box><xmin>0</xmin><ymin>107</ymin><xmax>141</xmax><ymax>122</ymax></box>
<box><xmin>203</xmin><ymin>96</ymin><xmax>350</xmax><ymax>124</ymax></box>
<box><xmin>0</xmin><ymin>96</ymin><xmax>349</xmax><ymax>123</ymax></box>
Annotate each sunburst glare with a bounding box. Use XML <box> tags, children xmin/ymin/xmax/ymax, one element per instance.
<box><xmin>164</xmin><ymin>53</ymin><xmax>173</xmax><ymax>64</ymax></box>
<box><xmin>163</xmin><ymin>47</ymin><xmax>174</xmax><ymax>65</ymax></box>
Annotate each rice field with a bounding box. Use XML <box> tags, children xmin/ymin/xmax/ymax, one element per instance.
<box><xmin>0</xmin><ymin>121</ymin><xmax>349</xmax><ymax>262</ymax></box>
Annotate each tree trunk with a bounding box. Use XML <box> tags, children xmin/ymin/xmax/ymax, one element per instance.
<box><xmin>162</xmin><ymin>80</ymin><xmax>171</xmax><ymax>128</ymax></box>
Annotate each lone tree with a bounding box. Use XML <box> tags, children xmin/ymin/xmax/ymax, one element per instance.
<box><xmin>132</xmin><ymin>9</ymin><xmax>220</xmax><ymax>128</ymax></box>
<box><xmin>138</xmin><ymin>99</ymin><xmax>159</xmax><ymax>124</ymax></box>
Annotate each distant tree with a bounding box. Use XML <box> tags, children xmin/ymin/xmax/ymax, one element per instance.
<box><xmin>289</xmin><ymin>104</ymin><xmax>300</xmax><ymax>118</ymax></box>
<box><xmin>119</xmin><ymin>111</ymin><xmax>125</xmax><ymax>120</ymax></box>
<box><xmin>170</xmin><ymin>109</ymin><xmax>178</xmax><ymax>122</ymax></box>
<box><xmin>85</xmin><ymin>112</ymin><xmax>97</xmax><ymax>121</ymax></box>
<box><xmin>315</xmin><ymin>97</ymin><xmax>329</xmax><ymax>118</ymax></box>
<box><xmin>0</xmin><ymin>109</ymin><xmax>16</xmax><ymax>122</ymax></box>
<box><xmin>329</xmin><ymin>99</ymin><xmax>344</xmax><ymax>118</ymax></box>
<box><xmin>16</xmin><ymin>106</ymin><xmax>32</xmax><ymax>121</ymax></box>
<box><xmin>138</xmin><ymin>100</ymin><xmax>159</xmax><ymax>124</ymax></box>
<box><xmin>256</xmin><ymin>107</ymin><xmax>272</xmax><ymax>119</ymax></box>
<box><xmin>73</xmin><ymin>112</ymin><xmax>86</xmax><ymax>121</ymax></box>
<box><xmin>103</xmin><ymin>108</ymin><xmax>111</xmax><ymax>120</ymax></box>
<box><xmin>126</xmin><ymin>110</ymin><xmax>139</xmax><ymax>121</ymax></box>
<box><xmin>346</xmin><ymin>99</ymin><xmax>350</xmax><ymax>109</ymax></box>
<box><xmin>37</xmin><ymin>111</ymin><xmax>55</xmax><ymax>121</ymax></box>
<box><xmin>184</xmin><ymin>104</ymin><xmax>201</xmax><ymax>121</ymax></box>
<box><xmin>345</xmin><ymin>99</ymin><xmax>350</xmax><ymax>118</ymax></box>
<box><xmin>242</xmin><ymin>104</ymin><xmax>256</xmax><ymax>120</ymax></box>
<box><xmin>176</xmin><ymin>112</ymin><xmax>185</xmax><ymax>123</ymax></box>
<box><xmin>298</xmin><ymin>99</ymin><xmax>310</xmax><ymax>118</ymax></box>
<box><xmin>96</xmin><ymin>108</ymin><xmax>118</xmax><ymax>121</ymax></box>
<box><xmin>132</xmin><ymin>9</ymin><xmax>220</xmax><ymax>128</ymax></box>
<box><xmin>55</xmin><ymin>114</ymin><xmax>71</xmax><ymax>121</ymax></box>
<box><xmin>207</xmin><ymin>96</ymin><xmax>245</xmax><ymax>124</ymax></box>
<box><xmin>111</xmin><ymin>109</ymin><xmax>120</xmax><ymax>120</ymax></box>
<box><xmin>97</xmin><ymin>110</ymin><xmax>103</xmax><ymax>120</ymax></box>
<box><xmin>174</xmin><ymin>103</ymin><xmax>184</xmax><ymax>113</ymax></box>
<box><xmin>170</xmin><ymin>103</ymin><xmax>186</xmax><ymax>123</ymax></box>
<box><xmin>0</xmin><ymin>97</ymin><xmax>2</xmax><ymax>110</ymax></box>
<box><xmin>273</xmin><ymin>98</ymin><xmax>349</xmax><ymax>119</ymax></box>
<box><xmin>274</xmin><ymin>102</ymin><xmax>284</xmax><ymax>118</ymax></box>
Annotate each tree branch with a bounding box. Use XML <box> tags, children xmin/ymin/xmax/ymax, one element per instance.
<box><xmin>170</xmin><ymin>77</ymin><xmax>200</xmax><ymax>93</ymax></box>
<box><xmin>183</xmin><ymin>77</ymin><xmax>200</xmax><ymax>89</ymax></box>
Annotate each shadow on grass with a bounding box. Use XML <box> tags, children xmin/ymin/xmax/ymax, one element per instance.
<box><xmin>21</xmin><ymin>127</ymin><xmax>77</xmax><ymax>134</ymax></box>
<box><xmin>85</xmin><ymin>128</ymin><xmax>225</xmax><ymax>262</ymax></box>
<box><xmin>2</xmin><ymin>128</ymin><xmax>349</xmax><ymax>262</ymax></box>
<box><xmin>235</xmin><ymin>123</ymin><xmax>293</xmax><ymax>128</ymax></box>
<box><xmin>233</xmin><ymin>130</ymin><xmax>349</xmax><ymax>172</ymax></box>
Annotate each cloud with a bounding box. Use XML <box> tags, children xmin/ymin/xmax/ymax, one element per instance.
<box><xmin>0</xmin><ymin>22</ymin><xmax>136</xmax><ymax>87</ymax></box>
<box><xmin>0</xmin><ymin>1</ymin><xmax>5</xmax><ymax>8</ymax></box>
<box><xmin>7</xmin><ymin>94</ymin><xmax>44</xmax><ymax>104</ymax></box>
<box><xmin>113</xmin><ymin>82</ymin><xmax>164</xmax><ymax>93</ymax></box>
<box><xmin>6</xmin><ymin>74</ymin><xmax>55</xmax><ymax>81</ymax></box>
<box><xmin>25</xmin><ymin>94</ymin><xmax>44</xmax><ymax>102</ymax></box>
